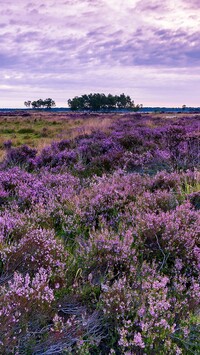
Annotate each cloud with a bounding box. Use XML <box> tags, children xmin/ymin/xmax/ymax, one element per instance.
<box><xmin>182</xmin><ymin>0</ymin><xmax>200</xmax><ymax>8</ymax></box>
<box><xmin>0</xmin><ymin>0</ymin><xmax>200</xmax><ymax>107</ymax></box>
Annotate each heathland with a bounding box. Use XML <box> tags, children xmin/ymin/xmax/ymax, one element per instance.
<box><xmin>0</xmin><ymin>111</ymin><xmax>199</xmax><ymax>354</ymax></box>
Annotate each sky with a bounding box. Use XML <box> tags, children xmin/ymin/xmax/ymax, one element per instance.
<box><xmin>0</xmin><ymin>0</ymin><xmax>200</xmax><ymax>108</ymax></box>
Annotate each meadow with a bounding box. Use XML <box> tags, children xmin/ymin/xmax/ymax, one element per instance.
<box><xmin>0</xmin><ymin>111</ymin><xmax>113</xmax><ymax>161</ymax></box>
<box><xmin>0</xmin><ymin>111</ymin><xmax>199</xmax><ymax>354</ymax></box>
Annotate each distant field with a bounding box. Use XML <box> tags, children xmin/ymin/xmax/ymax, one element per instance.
<box><xmin>0</xmin><ymin>111</ymin><xmax>198</xmax><ymax>160</ymax></box>
<box><xmin>0</xmin><ymin>111</ymin><xmax>115</xmax><ymax>160</ymax></box>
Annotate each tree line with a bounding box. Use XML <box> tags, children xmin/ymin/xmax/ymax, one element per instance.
<box><xmin>24</xmin><ymin>98</ymin><xmax>56</xmax><ymax>109</ymax></box>
<box><xmin>24</xmin><ymin>93</ymin><xmax>143</xmax><ymax>111</ymax></box>
<box><xmin>68</xmin><ymin>93</ymin><xmax>142</xmax><ymax>111</ymax></box>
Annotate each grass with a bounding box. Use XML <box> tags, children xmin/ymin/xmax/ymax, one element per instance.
<box><xmin>0</xmin><ymin>111</ymin><xmax>198</xmax><ymax>161</ymax></box>
<box><xmin>0</xmin><ymin>112</ymin><xmax>113</xmax><ymax>160</ymax></box>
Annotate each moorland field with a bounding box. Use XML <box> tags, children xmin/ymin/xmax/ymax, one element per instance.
<box><xmin>0</xmin><ymin>111</ymin><xmax>199</xmax><ymax>354</ymax></box>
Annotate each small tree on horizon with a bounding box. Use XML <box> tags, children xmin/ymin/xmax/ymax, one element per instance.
<box><xmin>24</xmin><ymin>100</ymin><xmax>32</xmax><ymax>108</ymax></box>
<box><xmin>24</xmin><ymin>99</ymin><xmax>56</xmax><ymax>109</ymax></box>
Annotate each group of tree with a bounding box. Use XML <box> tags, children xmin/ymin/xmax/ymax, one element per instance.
<box><xmin>24</xmin><ymin>98</ymin><xmax>56</xmax><ymax>109</ymax></box>
<box><xmin>68</xmin><ymin>93</ymin><xmax>142</xmax><ymax>111</ymax></box>
<box><xmin>24</xmin><ymin>93</ymin><xmax>143</xmax><ymax>111</ymax></box>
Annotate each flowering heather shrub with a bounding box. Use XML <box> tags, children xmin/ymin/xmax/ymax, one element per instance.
<box><xmin>0</xmin><ymin>114</ymin><xmax>199</xmax><ymax>353</ymax></box>
<box><xmin>0</xmin><ymin>167</ymin><xmax>79</xmax><ymax>199</ymax></box>
<box><xmin>0</xmin><ymin>168</ymin><xmax>79</xmax><ymax>233</ymax></box>
<box><xmin>2</xmin><ymin>228</ymin><xmax>67</xmax><ymax>278</ymax></box>
<box><xmin>0</xmin><ymin>187</ymin><xmax>9</xmax><ymax>207</ymax></box>
<box><xmin>189</xmin><ymin>191</ymin><xmax>200</xmax><ymax>210</ymax></box>
<box><xmin>0</xmin><ymin>208</ymin><xmax>29</xmax><ymax>244</ymax></box>
<box><xmin>116</xmin><ymin>130</ymin><xmax>144</xmax><ymax>151</ymax></box>
<box><xmin>3</xmin><ymin>145</ymin><xmax>37</xmax><ymax>168</ymax></box>
<box><xmin>77</xmin><ymin>170</ymin><xmax>146</xmax><ymax>229</ymax></box>
<box><xmin>37</xmin><ymin>147</ymin><xmax>78</xmax><ymax>169</ymax></box>
<box><xmin>3</xmin><ymin>139</ymin><xmax>12</xmax><ymax>150</ymax></box>
<box><xmin>133</xmin><ymin>202</ymin><xmax>200</xmax><ymax>273</ymax></box>
<box><xmin>149</xmin><ymin>171</ymin><xmax>182</xmax><ymax>192</ymax></box>
<box><xmin>163</xmin><ymin>124</ymin><xmax>200</xmax><ymax>170</ymax></box>
<box><xmin>2</xmin><ymin>114</ymin><xmax>199</xmax><ymax>175</ymax></box>
<box><xmin>16</xmin><ymin>171</ymin><xmax>78</xmax><ymax>211</ymax></box>
<box><xmin>0</xmin><ymin>268</ymin><xmax>54</xmax><ymax>353</ymax></box>
<box><xmin>81</xmin><ymin>228</ymin><xmax>137</xmax><ymax>275</ymax></box>
<box><xmin>100</xmin><ymin>262</ymin><xmax>199</xmax><ymax>354</ymax></box>
<box><xmin>136</xmin><ymin>189</ymin><xmax>178</xmax><ymax>213</ymax></box>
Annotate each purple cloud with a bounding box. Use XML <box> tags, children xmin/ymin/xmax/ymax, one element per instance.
<box><xmin>183</xmin><ymin>0</ymin><xmax>200</xmax><ymax>8</ymax></box>
<box><xmin>0</xmin><ymin>0</ymin><xmax>200</xmax><ymax>107</ymax></box>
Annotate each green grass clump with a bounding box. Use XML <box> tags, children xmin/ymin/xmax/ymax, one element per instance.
<box><xmin>17</xmin><ymin>128</ymin><xmax>36</xmax><ymax>134</ymax></box>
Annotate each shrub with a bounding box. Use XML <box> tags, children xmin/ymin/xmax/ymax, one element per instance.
<box><xmin>0</xmin><ymin>268</ymin><xmax>54</xmax><ymax>353</ymax></box>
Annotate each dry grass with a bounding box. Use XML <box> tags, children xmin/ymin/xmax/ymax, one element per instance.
<box><xmin>0</xmin><ymin>112</ymin><xmax>113</xmax><ymax>160</ymax></box>
<box><xmin>1</xmin><ymin>111</ymin><xmax>197</xmax><ymax>161</ymax></box>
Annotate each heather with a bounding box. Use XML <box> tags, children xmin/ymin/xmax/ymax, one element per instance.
<box><xmin>0</xmin><ymin>113</ymin><xmax>199</xmax><ymax>354</ymax></box>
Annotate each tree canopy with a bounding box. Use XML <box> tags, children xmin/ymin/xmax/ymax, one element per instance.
<box><xmin>24</xmin><ymin>98</ymin><xmax>56</xmax><ymax>109</ymax></box>
<box><xmin>68</xmin><ymin>93</ymin><xmax>142</xmax><ymax>111</ymax></box>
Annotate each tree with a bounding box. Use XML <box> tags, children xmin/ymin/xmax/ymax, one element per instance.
<box><xmin>24</xmin><ymin>100</ymin><xmax>31</xmax><ymax>108</ymax></box>
<box><xmin>134</xmin><ymin>103</ymin><xmax>143</xmax><ymax>112</ymax></box>
<box><xmin>31</xmin><ymin>100</ymin><xmax>41</xmax><ymax>109</ymax></box>
<box><xmin>44</xmin><ymin>98</ymin><xmax>56</xmax><ymax>109</ymax></box>
<box><xmin>106</xmin><ymin>94</ymin><xmax>117</xmax><ymax>109</ymax></box>
<box><xmin>24</xmin><ymin>99</ymin><xmax>56</xmax><ymax>109</ymax></box>
<box><xmin>68</xmin><ymin>96</ymin><xmax>82</xmax><ymax>110</ymax></box>
<box><xmin>68</xmin><ymin>93</ymin><xmax>141</xmax><ymax>111</ymax></box>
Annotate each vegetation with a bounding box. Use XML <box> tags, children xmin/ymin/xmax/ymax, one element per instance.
<box><xmin>68</xmin><ymin>93</ymin><xmax>142</xmax><ymax>111</ymax></box>
<box><xmin>0</xmin><ymin>112</ymin><xmax>199</xmax><ymax>354</ymax></box>
<box><xmin>0</xmin><ymin>112</ymin><xmax>114</xmax><ymax>161</ymax></box>
<box><xmin>24</xmin><ymin>98</ymin><xmax>56</xmax><ymax>109</ymax></box>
